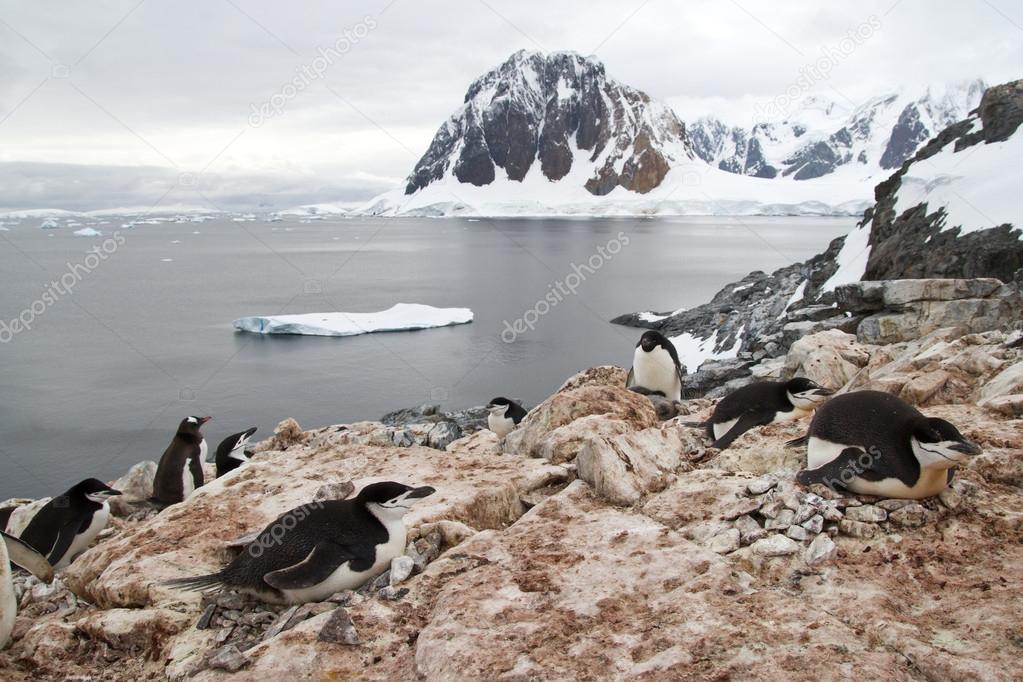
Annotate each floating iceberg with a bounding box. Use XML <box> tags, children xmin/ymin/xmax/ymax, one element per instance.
<box><xmin>73</xmin><ymin>227</ymin><xmax>103</xmax><ymax>237</ymax></box>
<box><xmin>39</xmin><ymin>217</ymin><xmax>60</xmax><ymax>229</ymax></box>
<box><xmin>233</xmin><ymin>303</ymin><xmax>473</xmax><ymax>337</ymax></box>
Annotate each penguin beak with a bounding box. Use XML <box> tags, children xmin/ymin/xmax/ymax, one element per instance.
<box><xmin>198</xmin><ymin>416</ymin><xmax>212</xmax><ymax>426</ymax></box>
<box><xmin>407</xmin><ymin>486</ymin><xmax>436</xmax><ymax>500</ymax></box>
<box><xmin>813</xmin><ymin>387</ymin><xmax>835</xmax><ymax>397</ymax></box>
<box><xmin>102</xmin><ymin>488</ymin><xmax>123</xmax><ymax>497</ymax></box>
<box><xmin>950</xmin><ymin>440</ymin><xmax>982</xmax><ymax>456</ymax></box>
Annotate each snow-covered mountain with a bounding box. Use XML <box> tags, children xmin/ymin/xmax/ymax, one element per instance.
<box><xmin>688</xmin><ymin>80</ymin><xmax>985</xmax><ymax>181</ymax></box>
<box><xmin>359</xmin><ymin>51</ymin><xmax>869</xmax><ymax>217</ymax></box>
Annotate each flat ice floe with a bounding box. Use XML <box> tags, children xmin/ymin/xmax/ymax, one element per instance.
<box><xmin>73</xmin><ymin>227</ymin><xmax>103</xmax><ymax>237</ymax></box>
<box><xmin>233</xmin><ymin>303</ymin><xmax>473</xmax><ymax>337</ymax></box>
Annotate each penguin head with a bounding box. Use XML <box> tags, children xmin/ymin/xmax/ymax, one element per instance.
<box><xmin>637</xmin><ymin>330</ymin><xmax>672</xmax><ymax>354</ymax></box>
<box><xmin>68</xmin><ymin>478</ymin><xmax>122</xmax><ymax>505</ymax></box>
<box><xmin>784</xmin><ymin>377</ymin><xmax>834</xmax><ymax>410</ymax></box>
<box><xmin>358</xmin><ymin>481</ymin><xmax>436</xmax><ymax>518</ymax></box>
<box><xmin>486</xmin><ymin>397</ymin><xmax>514</xmax><ymax>416</ymax></box>
<box><xmin>911</xmin><ymin>418</ymin><xmax>983</xmax><ymax>468</ymax></box>
<box><xmin>178</xmin><ymin>415</ymin><xmax>211</xmax><ymax>438</ymax></box>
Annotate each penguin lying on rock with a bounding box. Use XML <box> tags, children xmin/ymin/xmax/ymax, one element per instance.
<box><xmin>19</xmin><ymin>478</ymin><xmax>122</xmax><ymax>569</ymax></box>
<box><xmin>687</xmin><ymin>377</ymin><xmax>834</xmax><ymax>450</ymax></box>
<box><xmin>792</xmin><ymin>390</ymin><xmax>982</xmax><ymax>498</ymax></box>
<box><xmin>163</xmin><ymin>481</ymin><xmax>435</xmax><ymax>604</ymax></box>
<box><xmin>1</xmin><ymin>531</ymin><xmax>53</xmax><ymax>647</ymax></box>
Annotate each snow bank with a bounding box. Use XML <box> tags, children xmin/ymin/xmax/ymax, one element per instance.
<box><xmin>669</xmin><ymin>325</ymin><xmax>744</xmax><ymax>373</ymax></box>
<box><xmin>819</xmin><ymin>221</ymin><xmax>872</xmax><ymax>293</ymax></box>
<box><xmin>233</xmin><ymin>303</ymin><xmax>473</xmax><ymax>337</ymax></box>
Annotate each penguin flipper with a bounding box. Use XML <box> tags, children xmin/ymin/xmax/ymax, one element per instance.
<box><xmin>263</xmin><ymin>542</ymin><xmax>359</xmax><ymax>590</ymax></box>
<box><xmin>45</xmin><ymin>523</ymin><xmax>78</xmax><ymax>567</ymax></box>
<box><xmin>710</xmin><ymin>411</ymin><xmax>775</xmax><ymax>450</ymax></box>
<box><xmin>796</xmin><ymin>446</ymin><xmax>903</xmax><ymax>489</ymax></box>
<box><xmin>625</xmin><ymin>367</ymin><xmax>635</xmax><ymax>388</ymax></box>
<box><xmin>0</xmin><ymin>531</ymin><xmax>54</xmax><ymax>583</ymax></box>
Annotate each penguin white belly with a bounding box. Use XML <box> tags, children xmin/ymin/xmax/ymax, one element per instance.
<box><xmin>712</xmin><ymin>418</ymin><xmax>739</xmax><ymax>440</ymax></box>
<box><xmin>488</xmin><ymin>413</ymin><xmax>516</xmax><ymax>438</ymax></box>
<box><xmin>198</xmin><ymin>438</ymin><xmax>208</xmax><ymax>462</ymax></box>
<box><xmin>770</xmin><ymin>407</ymin><xmax>808</xmax><ymax>424</ymax></box>
<box><xmin>0</xmin><ymin>544</ymin><xmax>14</xmax><ymax>647</ymax></box>
<box><xmin>181</xmin><ymin>466</ymin><xmax>195</xmax><ymax>500</ymax></box>
<box><xmin>632</xmin><ymin>347</ymin><xmax>681</xmax><ymax>400</ymax></box>
<box><xmin>279</xmin><ymin>516</ymin><xmax>407</xmax><ymax>604</ymax></box>
<box><xmin>806</xmin><ymin>437</ymin><xmax>949</xmax><ymax>498</ymax></box>
<box><xmin>56</xmin><ymin>503</ymin><xmax>110</xmax><ymax>569</ymax></box>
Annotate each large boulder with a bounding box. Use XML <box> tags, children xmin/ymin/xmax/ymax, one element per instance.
<box><xmin>783</xmin><ymin>329</ymin><xmax>871</xmax><ymax>388</ymax></box>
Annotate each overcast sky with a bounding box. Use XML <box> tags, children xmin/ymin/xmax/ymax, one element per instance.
<box><xmin>0</xmin><ymin>0</ymin><xmax>1020</xmax><ymax>211</ymax></box>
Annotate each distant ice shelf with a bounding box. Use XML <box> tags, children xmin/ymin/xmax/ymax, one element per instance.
<box><xmin>233</xmin><ymin>303</ymin><xmax>474</xmax><ymax>337</ymax></box>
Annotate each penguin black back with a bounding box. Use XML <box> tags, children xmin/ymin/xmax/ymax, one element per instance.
<box><xmin>152</xmin><ymin>416</ymin><xmax>210</xmax><ymax>507</ymax></box>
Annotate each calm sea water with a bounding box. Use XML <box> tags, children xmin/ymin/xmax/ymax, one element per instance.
<box><xmin>0</xmin><ymin>215</ymin><xmax>852</xmax><ymax>498</ymax></box>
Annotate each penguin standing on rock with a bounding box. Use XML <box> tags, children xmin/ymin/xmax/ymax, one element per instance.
<box><xmin>793</xmin><ymin>390</ymin><xmax>982</xmax><ymax>498</ymax></box>
<box><xmin>626</xmin><ymin>330</ymin><xmax>685</xmax><ymax>401</ymax></box>
<box><xmin>209</xmin><ymin>427</ymin><xmax>258</xmax><ymax>478</ymax></box>
<box><xmin>152</xmin><ymin>416</ymin><xmax>210</xmax><ymax>507</ymax></box>
<box><xmin>1</xmin><ymin>531</ymin><xmax>53</xmax><ymax>646</ymax></box>
<box><xmin>692</xmin><ymin>377</ymin><xmax>834</xmax><ymax>450</ymax></box>
<box><xmin>486</xmin><ymin>398</ymin><xmax>527</xmax><ymax>438</ymax></box>
<box><xmin>19</xmin><ymin>479</ymin><xmax>122</xmax><ymax>569</ymax></box>
<box><xmin>163</xmin><ymin>481</ymin><xmax>435</xmax><ymax>604</ymax></box>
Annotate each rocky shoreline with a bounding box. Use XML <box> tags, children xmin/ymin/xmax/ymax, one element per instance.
<box><xmin>0</xmin><ymin>316</ymin><xmax>1021</xmax><ymax>680</ymax></box>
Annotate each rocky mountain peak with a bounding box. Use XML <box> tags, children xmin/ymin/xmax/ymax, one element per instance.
<box><xmin>404</xmin><ymin>50</ymin><xmax>693</xmax><ymax>196</ymax></box>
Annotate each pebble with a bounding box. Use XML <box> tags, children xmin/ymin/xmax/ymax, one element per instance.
<box><xmin>733</xmin><ymin>515</ymin><xmax>767</xmax><ymax>545</ymax></box>
<box><xmin>707</xmin><ymin>528</ymin><xmax>741</xmax><ymax>554</ymax></box>
<box><xmin>938</xmin><ymin>487</ymin><xmax>963</xmax><ymax>511</ymax></box>
<box><xmin>196</xmin><ymin>604</ymin><xmax>217</xmax><ymax>630</ymax></box>
<box><xmin>215</xmin><ymin>593</ymin><xmax>248</xmax><ymax>610</ymax></box>
<box><xmin>801</xmin><ymin>514</ymin><xmax>824</xmax><ymax>535</ymax></box>
<box><xmin>843</xmin><ymin>505</ymin><xmax>887</xmax><ymax>523</ymax></box>
<box><xmin>821</xmin><ymin>505</ymin><xmax>844</xmax><ymax>522</ymax></box>
<box><xmin>750</xmin><ymin>534</ymin><xmax>801</xmax><ymax>557</ymax></box>
<box><xmin>764</xmin><ymin>509</ymin><xmax>795</xmax><ymax>530</ymax></box>
<box><xmin>876</xmin><ymin>499</ymin><xmax>915</xmax><ymax>512</ymax></box>
<box><xmin>888</xmin><ymin>503</ymin><xmax>930</xmax><ymax>528</ymax></box>
<box><xmin>389</xmin><ymin>555</ymin><xmax>415</xmax><ymax>586</ymax></box>
<box><xmin>758</xmin><ymin>497</ymin><xmax>785</xmax><ymax>519</ymax></box>
<box><xmin>262</xmin><ymin>605</ymin><xmax>300</xmax><ymax>641</ymax></box>
<box><xmin>746</xmin><ymin>477</ymin><xmax>776</xmax><ymax>495</ymax></box>
<box><xmin>314</xmin><ymin>480</ymin><xmax>355</xmax><ymax>501</ymax></box>
<box><xmin>839</xmin><ymin>519</ymin><xmax>878</xmax><ymax>539</ymax></box>
<box><xmin>786</xmin><ymin>525</ymin><xmax>809</xmax><ymax>542</ymax></box>
<box><xmin>723</xmin><ymin>496</ymin><xmax>764</xmax><ymax>520</ymax></box>
<box><xmin>378</xmin><ymin>586</ymin><xmax>410</xmax><ymax>601</ymax></box>
<box><xmin>792</xmin><ymin>504</ymin><xmax>817</xmax><ymax>525</ymax></box>
<box><xmin>328</xmin><ymin>590</ymin><xmax>355</xmax><ymax>605</ymax></box>
<box><xmin>214</xmin><ymin>626</ymin><xmax>235</xmax><ymax>645</ymax></box>
<box><xmin>208</xmin><ymin>645</ymin><xmax>250</xmax><ymax>672</ymax></box>
<box><xmin>318</xmin><ymin>607</ymin><xmax>360</xmax><ymax>645</ymax></box>
<box><xmin>780</xmin><ymin>492</ymin><xmax>802</xmax><ymax>512</ymax></box>
<box><xmin>804</xmin><ymin>534</ymin><xmax>838</xmax><ymax>565</ymax></box>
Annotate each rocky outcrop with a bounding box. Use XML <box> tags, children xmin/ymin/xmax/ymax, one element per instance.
<box><xmin>404</xmin><ymin>50</ymin><xmax>693</xmax><ymax>197</ymax></box>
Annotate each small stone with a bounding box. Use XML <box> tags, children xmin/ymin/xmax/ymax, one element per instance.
<box><xmin>220</xmin><ymin>609</ymin><xmax>243</xmax><ymax>622</ymax></box>
<box><xmin>801</xmin><ymin>514</ymin><xmax>824</xmax><ymax>535</ymax></box>
<box><xmin>786</xmin><ymin>525</ymin><xmax>809</xmax><ymax>542</ymax></box>
<box><xmin>758</xmin><ymin>496</ymin><xmax>785</xmax><ymax>519</ymax></box>
<box><xmin>876</xmin><ymin>499</ymin><xmax>915</xmax><ymax>512</ymax></box>
<box><xmin>196</xmin><ymin>604</ymin><xmax>217</xmax><ymax>630</ymax></box>
<box><xmin>215</xmin><ymin>592</ymin><xmax>248</xmax><ymax>610</ymax></box>
<box><xmin>707</xmin><ymin>528</ymin><xmax>741</xmax><ymax>554</ymax></box>
<box><xmin>888</xmin><ymin>503</ymin><xmax>930</xmax><ymax>529</ymax></box>
<box><xmin>238</xmin><ymin>611</ymin><xmax>276</xmax><ymax>627</ymax></box>
<box><xmin>262</xmin><ymin>605</ymin><xmax>300</xmax><ymax>641</ymax></box>
<box><xmin>938</xmin><ymin>487</ymin><xmax>963</xmax><ymax>511</ymax></box>
<box><xmin>734</xmin><ymin>515</ymin><xmax>767</xmax><ymax>545</ymax></box>
<box><xmin>780</xmin><ymin>491</ymin><xmax>802</xmax><ymax>512</ymax></box>
<box><xmin>314</xmin><ymin>480</ymin><xmax>356</xmax><ymax>501</ymax></box>
<box><xmin>764</xmin><ymin>509</ymin><xmax>795</xmax><ymax>530</ymax></box>
<box><xmin>821</xmin><ymin>505</ymin><xmax>844</xmax><ymax>522</ymax></box>
<box><xmin>844</xmin><ymin>505</ymin><xmax>887</xmax><ymax>523</ymax></box>
<box><xmin>208</xmin><ymin>645</ymin><xmax>249</xmax><ymax>672</ymax></box>
<box><xmin>750</xmin><ymin>534</ymin><xmax>801</xmax><ymax>557</ymax></box>
<box><xmin>805</xmin><ymin>483</ymin><xmax>843</xmax><ymax>500</ymax></box>
<box><xmin>328</xmin><ymin>590</ymin><xmax>355</xmax><ymax>605</ymax></box>
<box><xmin>389</xmin><ymin>555</ymin><xmax>415</xmax><ymax>586</ymax></box>
<box><xmin>746</xmin><ymin>477</ymin><xmax>776</xmax><ymax>495</ymax></box>
<box><xmin>214</xmin><ymin>626</ymin><xmax>235</xmax><ymax>645</ymax></box>
<box><xmin>839</xmin><ymin>519</ymin><xmax>878</xmax><ymax>539</ymax></box>
<box><xmin>792</xmin><ymin>504</ymin><xmax>816</xmax><ymax>525</ymax></box>
<box><xmin>722</xmin><ymin>496</ymin><xmax>764</xmax><ymax>520</ymax></box>
<box><xmin>378</xmin><ymin>586</ymin><xmax>410</xmax><ymax>601</ymax></box>
<box><xmin>805</xmin><ymin>534</ymin><xmax>838</xmax><ymax>565</ymax></box>
<box><xmin>318</xmin><ymin>607</ymin><xmax>359</xmax><ymax>645</ymax></box>
<box><xmin>833</xmin><ymin>497</ymin><xmax>862</xmax><ymax>508</ymax></box>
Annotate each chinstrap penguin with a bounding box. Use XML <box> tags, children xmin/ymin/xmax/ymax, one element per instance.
<box><xmin>626</xmin><ymin>331</ymin><xmax>685</xmax><ymax>402</ymax></box>
<box><xmin>1</xmin><ymin>531</ymin><xmax>53</xmax><ymax>647</ymax></box>
<box><xmin>692</xmin><ymin>377</ymin><xmax>834</xmax><ymax>450</ymax></box>
<box><xmin>792</xmin><ymin>390</ymin><xmax>982</xmax><ymax>498</ymax></box>
<box><xmin>210</xmin><ymin>427</ymin><xmax>258</xmax><ymax>478</ymax></box>
<box><xmin>152</xmin><ymin>415</ymin><xmax>210</xmax><ymax>507</ymax></box>
<box><xmin>18</xmin><ymin>479</ymin><xmax>122</xmax><ymax>569</ymax></box>
<box><xmin>486</xmin><ymin>398</ymin><xmax>527</xmax><ymax>438</ymax></box>
<box><xmin>163</xmin><ymin>481</ymin><xmax>435</xmax><ymax>604</ymax></box>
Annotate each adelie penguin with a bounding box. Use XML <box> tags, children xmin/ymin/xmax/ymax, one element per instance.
<box><xmin>691</xmin><ymin>377</ymin><xmax>834</xmax><ymax>450</ymax></box>
<box><xmin>152</xmin><ymin>415</ymin><xmax>210</xmax><ymax>507</ymax></box>
<box><xmin>1</xmin><ymin>531</ymin><xmax>53</xmax><ymax>647</ymax></box>
<box><xmin>164</xmin><ymin>481</ymin><xmax>435</xmax><ymax>604</ymax></box>
<box><xmin>792</xmin><ymin>390</ymin><xmax>982</xmax><ymax>499</ymax></box>
<box><xmin>19</xmin><ymin>479</ymin><xmax>122</xmax><ymax>569</ymax></box>
<box><xmin>486</xmin><ymin>398</ymin><xmax>527</xmax><ymax>438</ymax></box>
<box><xmin>626</xmin><ymin>330</ymin><xmax>685</xmax><ymax>401</ymax></box>
<box><xmin>208</xmin><ymin>426</ymin><xmax>258</xmax><ymax>478</ymax></box>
